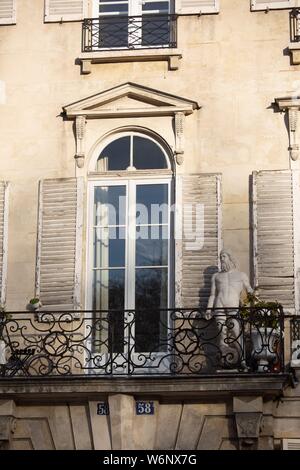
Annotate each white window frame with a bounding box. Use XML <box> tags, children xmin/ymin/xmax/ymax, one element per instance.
<box><xmin>86</xmin><ymin>177</ymin><xmax>173</xmax><ymax>312</ymax></box>
<box><xmin>93</xmin><ymin>0</ymin><xmax>173</xmax><ymax>17</ymax></box>
<box><xmin>92</xmin><ymin>0</ymin><xmax>173</xmax><ymax>50</ymax></box>
<box><xmin>85</xmin><ymin>131</ymin><xmax>174</xmax><ymax>374</ymax></box>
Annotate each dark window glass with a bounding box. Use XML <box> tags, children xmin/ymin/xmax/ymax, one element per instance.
<box><xmin>98</xmin><ymin>136</ymin><xmax>130</xmax><ymax>170</ymax></box>
<box><xmin>133</xmin><ymin>136</ymin><xmax>167</xmax><ymax>169</ymax></box>
<box><xmin>135</xmin><ymin>268</ymin><xmax>168</xmax><ymax>352</ymax></box>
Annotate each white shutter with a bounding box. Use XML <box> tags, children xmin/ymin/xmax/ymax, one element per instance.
<box><xmin>251</xmin><ymin>0</ymin><xmax>297</xmax><ymax>11</ymax></box>
<box><xmin>44</xmin><ymin>0</ymin><xmax>87</xmax><ymax>22</ymax></box>
<box><xmin>0</xmin><ymin>0</ymin><xmax>16</xmax><ymax>25</ymax></box>
<box><xmin>176</xmin><ymin>174</ymin><xmax>222</xmax><ymax>308</ymax></box>
<box><xmin>252</xmin><ymin>170</ymin><xmax>296</xmax><ymax>312</ymax></box>
<box><xmin>283</xmin><ymin>439</ymin><xmax>300</xmax><ymax>450</ymax></box>
<box><xmin>176</xmin><ymin>0</ymin><xmax>219</xmax><ymax>14</ymax></box>
<box><xmin>36</xmin><ymin>178</ymin><xmax>84</xmax><ymax>311</ymax></box>
<box><xmin>0</xmin><ymin>182</ymin><xmax>9</xmax><ymax>306</ymax></box>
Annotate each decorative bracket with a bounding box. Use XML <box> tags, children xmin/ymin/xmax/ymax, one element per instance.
<box><xmin>275</xmin><ymin>96</ymin><xmax>300</xmax><ymax>162</ymax></box>
<box><xmin>75</xmin><ymin>115</ymin><xmax>87</xmax><ymax>168</ymax></box>
<box><xmin>174</xmin><ymin>112</ymin><xmax>185</xmax><ymax>165</ymax></box>
<box><xmin>233</xmin><ymin>396</ymin><xmax>263</xmax><ymax>450</ymax></box>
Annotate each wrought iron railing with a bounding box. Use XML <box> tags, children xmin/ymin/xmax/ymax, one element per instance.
<box><xmin>0</xmin><ymin>307</ymin><xmax>284</xmax><ymax>378</ymax></box>
<box><xmin>290</xmin><ymin>316</ymin><xmax>300</xmax><ymax>365</ymax></box>
<box><xmin>82</xmin><ymin>15</ymin><xmax>177</xmax><ymax>52</ymax></box>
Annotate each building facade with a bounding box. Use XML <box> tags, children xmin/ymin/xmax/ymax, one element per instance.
<box><xmin>0</xmin><ymin>0</ymin><xmax>300</xmax><ymax>450</ymax></box>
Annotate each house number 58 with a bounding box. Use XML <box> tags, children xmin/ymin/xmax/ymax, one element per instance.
<box><xmin>136</xmin><ymin>401</ymin><xmax>154</xmax><ymax>415</ymax></box>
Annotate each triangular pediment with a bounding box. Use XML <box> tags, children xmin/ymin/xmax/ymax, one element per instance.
<box><xmin>63</xmin><ymin>82</ymin><xmax>200</xmax><ymax>118</ymax></box>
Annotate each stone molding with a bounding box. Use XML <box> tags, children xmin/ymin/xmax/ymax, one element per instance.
<box><xmin>78</xmin><ymin>49</ymin><xmax>182</xmax><ymax>74</ymax></box>
<box><xmin>275</xmin><ymin>96</ymin><xmax>300</xmax><ymax>163</ymax></box>
<box><xmin>233</xmin><ymin>396</ymin><xmax>263</xmax><ymax>451</ymax></box>
<box><xmin>63</xmin><ymin>82</ymin><xmax>200</xmax><ymax>168</ymax></box>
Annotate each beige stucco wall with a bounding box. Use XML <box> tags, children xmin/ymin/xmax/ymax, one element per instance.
<box><xmin>0</xmin><ymin>0</ymin><xmax>298</xmax><ymax>309</ymax></box>
<box><xmin>2</xmin><ymin>390</ymin><xmax>300</xmax><ymax>449</ymax></box>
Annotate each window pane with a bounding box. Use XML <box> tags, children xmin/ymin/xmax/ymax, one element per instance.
<box><xmin>93</xmin><ymin>269</ymin><xmax>125</xmax><ymax>310</ymax></box>
<box><xmin>142</xmin><ymin>2</ymin><xmax>169</xmax><ymax>12</ymax></box>
<box><xmin>142</xmin><ymin>15</ymin><xmax>170</xmax><ymax>46</ymax></box>
<box><xmin>135</xmin><ymin>268</ymin><xmax>168</xmax><ymax>352</ymax></box>
<box><xmin>94</xmin><ymin>227</ymin><xmax>125</xmax><ymax>268</ymax></box>
<box><xmin>133</xmin><ymin>136</ymin><xmax>167</xmax><ymax>169</ymax></box>
<box><xmin>136</xmin><ymin>184</ymin><xmax>168</xmax><ymax>225</ymax></box>
<box><xmin>136</xmin><ymin>226</ymin><xmax>168</xmax><ymax>266</ymax></box>
<box><xmin>97</xmin><ymin>136</ymin><xmax>130</xmax><ymax>171</ymax></box>
<box><xmin>99</xmin><ymin>4</ymin><xmax>128</xmax><ymax>13</ymax></box>
<box><xmin>135</xmin><ymin>268</ymin><xmax>168</xmax><ymax>310</ymax></box>
<box><xmin>94</xmin><ymin>186</ymin><xmax>126</xmax><ymax>226</ymax></box>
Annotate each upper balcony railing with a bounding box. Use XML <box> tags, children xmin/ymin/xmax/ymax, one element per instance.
<box><xmin>82</xmin><ymin>14</ymin><xmax>177</xmax><ymax>52</ymax></box>
<box><xmin>0</xmin><ymin>307</ymin><xmax>284</xmax><ymax>378</ymax></box>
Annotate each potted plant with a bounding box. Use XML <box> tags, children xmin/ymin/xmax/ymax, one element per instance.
<box><xmin>28</xmin><ymin>297</ymin><xmax>42</xmax><ymax>311</ymax></box>
<box><xmin>240</xmin><ymin>291</ymin><xmax>281</xmax><ymax>371</ymax></box>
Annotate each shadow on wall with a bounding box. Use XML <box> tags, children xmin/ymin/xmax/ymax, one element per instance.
<box><xmin>198</xmin><ymin>265</ymin><xmax>219</xmax><ymax>310</ymax></box>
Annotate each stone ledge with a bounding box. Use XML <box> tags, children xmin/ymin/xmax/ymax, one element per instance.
<box><xmin>0</xmin><ymin>374</ymin><xmax>290</xmax><ymax>402</ymax></box>
<box><xmin>288</xmin><ymin>43</ymin><xmax>300</xmax><ymax>65</ymax></box>
<box><xmin>78</xmin><ymin>48</ymin><xmax>182</xmax><ymax>73</ymax></box>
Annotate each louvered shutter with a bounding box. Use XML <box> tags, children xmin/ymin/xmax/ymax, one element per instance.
<box><xmin>176</xmin><ymin>174</ymin><xmax>222</xmax><ymax>309</ymax></box>
<box><xmin>176</xmin><ymin>0</ymin><xmax>219</xmax><ymax>14</ymax></box>
<box><xmin>252</xmin><ymin>170</ymin><xmax>296</xmax><ymax>312</ymax></box>
<box><xmin>0</xmin><ymin>182</ymin><xmax>9</xmax><ymax>306</ymax></box>
<box><xmin>251</xmin><ymin>0</ymin><xmax>297</xmax><ymax>11</ymax></box>
<box><xmin>44</xmin><ymin>0</ymin><xmax>87</xmax><ymax>22</ymax></box>
<box><xmin>36</xmin><ymin>178</ymin><xmax>84</xmax><ymax>311</ymax></box>
<box><xmin>283</xmin><ymin>439</ymin><xmax>300</xmax><ymax>450</ymax></box>
<box><xmin>0</xmin><ymin>0</ymin><xmax>16</xmax><ymax>24</ymax></box>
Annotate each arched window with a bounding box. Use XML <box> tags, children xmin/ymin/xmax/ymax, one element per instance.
<box><xmin>96</xmin><ymin>134</ymin><xmax>169</xmax><ymax>171</ymax></box>
<box><xmin>87</xmin><ymin>132</ymin><xmax>173</xmax><ymax>366</ymax></box>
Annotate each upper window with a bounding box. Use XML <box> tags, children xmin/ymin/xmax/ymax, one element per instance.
<box><xmin>86</xmin><ymin>0</ymin><xmax>176</xmax><ymax>50</ymax></box>
<box><xmin>93</xmin><ymin>1</ymin><xmax>172</xmax><ymax>17</ymax></box>
<box><xmin>96</xmin><ymin>134</ymin><xmax>169</xmax><ymax>171</ymax></box>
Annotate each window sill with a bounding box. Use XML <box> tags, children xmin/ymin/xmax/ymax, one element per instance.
<box><xmin>78</xmin><ymin>48</ymin><xmax>182</xmax><ymax>74</ymax></box>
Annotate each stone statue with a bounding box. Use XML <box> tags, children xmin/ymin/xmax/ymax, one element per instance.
<box><xmin>205</xmin><ymin>249</ymin><xmax>253</xmax><ymax>367</ymax></box>
<box><xmin>206</xmin><ymin>250</ymin><xmax>253</xmax><ymax>315</ymax></box>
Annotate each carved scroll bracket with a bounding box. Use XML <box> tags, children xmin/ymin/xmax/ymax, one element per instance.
<box><xmin>75</xmin><ymin>115</ymin><xmax>87</xmax><ymax>168</ymax></box>
<box><xmin>174</xmin><ymin>112</ymin><xmax>185</xmax><ymax>165</ymax></box>
<box><xmin>233</xmin><ymin>396</ymin><xmax>263</xmax><ymax>451</ymax></box>
<box><xmin>275</xmin><ymin>97</ymin><xmax>300</xmax><ymax>163</ymax></box>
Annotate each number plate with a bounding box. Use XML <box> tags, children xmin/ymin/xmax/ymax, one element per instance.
<box><xmin>136</xmin><ymin>401</ymin><xmax>155</xmax><ymax>415</ymax></box>
<box><xmin>97</xmin><ymin>402</ymin><xmax>109</xmax><ymax>416</ymax></box>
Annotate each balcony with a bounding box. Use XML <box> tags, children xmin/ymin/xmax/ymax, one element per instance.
<box><xmin>82</xmin><ymin>15</ymin><xmax>177</xmax><ymax>52</ymax></box>
<box><xmin>0</xmin><ymin>307</ymin><xmax>285</xmax><ymax>378</ymax></box>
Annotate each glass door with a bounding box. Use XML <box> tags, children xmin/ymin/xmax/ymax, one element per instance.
<box><xmin>87</xmin><ymin>178</ymin><xmax>172</xmax><ymax>374</ymax></box>
<box><xmin>92</xmin><ymin>1</ymin><xmax>172</xmax><ymax>49</ymax></box>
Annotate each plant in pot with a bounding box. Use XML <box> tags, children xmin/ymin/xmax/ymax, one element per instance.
<box><xmin>240</xmin><ymin>291</ymin><xmax>281</xmax><ymax>372</ymax></box>
<box><xmin>28</xmin><ymin>298</ymin><xmax>42</xmax><ymax>311</ymax></box>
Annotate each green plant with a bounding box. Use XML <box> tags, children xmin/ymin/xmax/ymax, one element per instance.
<box><xmin>240</xmin><ymin>290</ymin><xmax>281</xmax><ymax>329</ymax></box>
<box><xmin>29</xmin><ymin>298</ymin><xmax>40</xmax><ymax>305</ymax></box>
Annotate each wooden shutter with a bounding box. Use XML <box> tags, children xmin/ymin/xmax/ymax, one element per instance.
<box><xmin>0</xmin><ymin>182</ymin><xmax>9</xmax><ymax>306</ymax></box>
<box><xmin>283</xmin><ymin>439</ymin><xmax>300</xmax><ymax>450</ymax></box>
<box><xmin>251</xmin><ymin>0</ymin><xmax>297</xmax><ymax>11</ymax></box>
<box><xmin>36</xmin><ymin>178</ymin><xmax>84</xmax><ymax>311</ymax></box>
<box><xmin>44</xmin><ymin>0</ymin><xmax>87</xmax><ymax>22</ymax></box>
<box><xmin>176</xmin><ymin>0</ymin><xmax>219</xmax><ymax>14</ymax></box>
<box><xmin>252</xmin><ymin>170</ymin><xmax>296</xmax><ymax>312</ymax></box>
<box><xmin>176</xmin><ymin>174</ymin><xmax>222</xmax><ymax>309</ymax></box>
<box><xmin>0</xmin><ymin>0</ymin><xmax>16</xmax><ymax>24</ymax></box>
